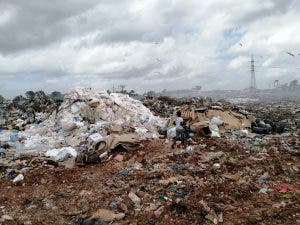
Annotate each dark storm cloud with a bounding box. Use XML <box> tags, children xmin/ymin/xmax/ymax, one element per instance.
<box><xmin>0</xmin><ymin>0</ymin><xmax>99</xmax><ymax>53</ymax></box>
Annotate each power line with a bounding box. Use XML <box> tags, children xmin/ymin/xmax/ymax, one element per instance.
<box><xmin>255</xmin><ymin>65</ymin><xmax>300</xmax><ymax>70</ymax></box>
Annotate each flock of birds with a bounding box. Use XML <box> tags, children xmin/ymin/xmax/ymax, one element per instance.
<box><xmin>239</xmin><ymin>42</ymin><xmax>299</xmax><ymax>57</ymax></box>
<box><xmin>286</xmin><ymin>52</ymin><xmax>300</xmax><ymax>57</ymax></box>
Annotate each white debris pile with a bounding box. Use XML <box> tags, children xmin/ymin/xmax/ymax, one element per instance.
<box><xmin>19</xmin><ymin>88</ymin><xmax>164</xmax><ymax>159</ymax></box>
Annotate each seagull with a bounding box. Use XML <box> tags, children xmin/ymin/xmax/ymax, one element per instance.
<box><xmin>286</xmin><ymin>52</ymin><xmax>295</xmax><ymax>57</ymax></box>
<box><xmin>239</xmin><ymin>43</ymin><xmax>243</xmax><ymax>47</ymax></box>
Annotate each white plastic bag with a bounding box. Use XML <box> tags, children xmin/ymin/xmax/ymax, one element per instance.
<box><xmin>45</xmin><ymin>147</ymin><xmax>77</xmax><ymax>161</ymax></box>
<box><xmin>167</xmin><ymin>127</ymin><xmax>176</xmax><ymax>139</ymax></box>
<box><xmin>209</xmin><ymin>116</ymin><xmax>224</xmax><ymax>138</ymax></box>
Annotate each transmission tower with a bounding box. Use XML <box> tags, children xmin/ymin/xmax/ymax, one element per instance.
<box><xmin>250</xmin><ymin>55</ymin><xmax>257</xmax><ymax>89</ymax></box>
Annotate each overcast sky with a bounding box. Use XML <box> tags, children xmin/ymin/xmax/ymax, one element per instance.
<box><xmin>0</xmin><ymin>0</ymin><xmax>299</xmax><ymax>97</ymax></box>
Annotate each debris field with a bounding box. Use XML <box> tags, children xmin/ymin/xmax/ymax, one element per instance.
<box><xmin>0</xmin><ymin>89</ymin><xmax>299</xmax><ymax>225</ymax></box>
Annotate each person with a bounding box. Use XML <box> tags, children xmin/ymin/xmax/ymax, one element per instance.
<box><xmin>172</xmin><ymin>111</ymin><xmax>187</xmax><ymax>148</ymax></box>
<box><xmin>175</xmin><ymin>111</ymin><xmax>184</xmax><ymax>129</ymax></box>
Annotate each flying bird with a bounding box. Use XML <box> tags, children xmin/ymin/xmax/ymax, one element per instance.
<box><xmin>286</xmin><ymin>52</ymin><xmax>295</xmax><ymax>57</ymax></box>
<box><xmin>154</xmin><ymin>71</ymin><xmax>162</xmax><ymax>75</ymax></box>
<box><xmin>239</xmin><ymin>43</ymin><xmax>243</xmax><ymax>47</ymax></box>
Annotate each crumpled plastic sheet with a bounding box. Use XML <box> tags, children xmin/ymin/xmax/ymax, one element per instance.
<box><xmin>209</xmin><ymin>116</ymin><xmax>224</xmax><ymax>138</ymax></box>
<box><xmin>167</xmin><ymin>127</ymin><xmax>176</xmax><ymax>139</ymax></box>
<box><xmin>45</xmin><ymin>147</ymin><xmax>77</xmax><ymax>161</ymax></box>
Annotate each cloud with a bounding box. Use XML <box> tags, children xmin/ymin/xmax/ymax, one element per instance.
<box><xmin>0</xmin><ymin>0</ymin><xmax>299</xmax><ymax>97</ymax></box>
<box><xmin>228</xmin><ymin>56</ymin><xmax>249</xmax><ymax>69</ymax></box>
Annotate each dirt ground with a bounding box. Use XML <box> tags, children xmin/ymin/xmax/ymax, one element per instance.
<box><xmin>0</xmin><ymin>136</ymin><xmax>299</xmax><ymax>225</ymax></box>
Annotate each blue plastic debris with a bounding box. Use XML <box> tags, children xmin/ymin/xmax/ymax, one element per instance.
<box><xmin>9</xmin><ymin>133</ymin><xmax>18</xmax><ymax>142</ymax></box>
<box><xmin>6</xmin><ymin>170</ymin><xmax>15</xmax><ymax>179</ymax></box>
<box><xmin>170</xmin><ymin>163</ymin><xmax>185</xmax><ymax>170</ymax></box>
<box><xmin>116</xmin><ymin>167</ymin><xmax>133</xmax><ymax>176</ymax></box>
<box><xmin>0</xmin><ymin>148</ymin><xmax>6</xmax><ymax>155</ymax></box>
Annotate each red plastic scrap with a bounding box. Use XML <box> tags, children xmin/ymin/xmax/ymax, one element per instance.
<box><xmin>114</xmin><ymin>154</ymin><xmax>124</xmax><ymax>162</ymax></box>
<box><xmin>274</xmin><ymin>183</ymin><xmax>300</xmax><ymax>192</ymax></box>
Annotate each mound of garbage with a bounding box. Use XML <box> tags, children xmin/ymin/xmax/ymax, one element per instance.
<box><xmin>15</xmin><ymin>88</ymin><xmax>164</xmax><ymax>161</ymax></box>
<box><xmin>0</xmin><ymin>91</ymin><xmax>63</xmax><ymax>130</ymax></box>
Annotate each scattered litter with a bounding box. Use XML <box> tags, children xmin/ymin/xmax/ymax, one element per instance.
<box><xmin>13</xmin><ymin>174</ymin><xmax>24</xmax><ymax>183</ymax></box>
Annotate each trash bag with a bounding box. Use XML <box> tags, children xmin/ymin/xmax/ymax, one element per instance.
<box><xmin>167</xmin><ymin>127</ymin><xmax>176</xmax><ymax>139</ymax></box>
<box><xmin>176</xmin><ymin>127</ymin><xmax>188</xmax><ymax>141</ymax></box>
<box><xmin>273</xmin><ymin>122</ymin><xmax>285</xmax><ymax>133</ymax></box>
<box><xmin>45</xmin><ymin>147</ymin><xmax>77</xmax><ymax>161</ymax></box>
<box><xmin>251</xmin><ymin>119</ymin><xmax>284</xmax><ymax>134</ymax></box>
<box><xmin>209</xmin><ymin>116</ymin><xmax>223</xmax><ymax>137</ymax></box>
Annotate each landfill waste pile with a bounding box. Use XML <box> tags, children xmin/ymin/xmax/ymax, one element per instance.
<box><xmin>244</xmin><ymin>101</ymin><xmax>300</xmax><ymax>133</ymax></box>
<box><xmin>0</xmin><ymin>91</ymin><xmax>63</xmax><ymax>130</ymax></box>
<box><xmin>0</xmin><ymin>92</ymin><xmax>299</xmax><ymax>225</ymax></box>
<box><xmin>1</xmin><ymin>88</ymin><xmax>164</xmax><ymax>165</ymax></box>
<box><xmin>143</xmin><ymin>96</ymin><xmax>235</xmax><ymax>118</ymax></box>
<box><xmin>144</xmin><ymin>96</ymin><xmax>254</xmax><ymax>138</ymax></box>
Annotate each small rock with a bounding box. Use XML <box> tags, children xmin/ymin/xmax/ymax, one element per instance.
<box><xmin>200</xmin><ymin>151</ymin><xmax>224</xmax><ymax>162</ymax></box>
<box><xmin>145</xmin><ymin>203</ymin><xmax>158</xmax><ymax>212</ymax></box>
<box><xmin>292</xmin><ymin>165</ymin><xmax>299</xmax><ymax>172</ymax></box>
<box><xmin>27</xmin><ymin>205</ymin><xmax>38</xmax><ymax>210</ymax></box>
<box><xmin>175</xmin><ymin>141</ymin><xmax>182</xmax><ymax>146</ymax></box>
<box><xmin>80</xmin><ymin>190</ymin><xmax>92</xmax><ymax>197</ymax></box>
<box><xmin>41</xmin><ymin>178</ymin><xmax>47</xmax><ymax>184</ymax></box>
<box><xmin>128</xmin><ymin>192</ymin><xmax>141</xmax><ymax>208</ymax></box>
<box><xmin>118</xmin><ymin>203</ymin><xmax>128</xmax><ymax>213</ymax></box>
<box><xmin>1</xmin><ymin>214</ymin><xmax>13</xmax><ymax>221</ymax></box>
<box><xmin>64</xmin><ymin>158</ymin><xmax>75</xmax><ymax>169</ymax></box>
<box><xmin>154</xmin><ymin>206</ymin><xmax>164</xmax><ymax>217</ymax></box>
<box><xmin>91</xmin><ymin>208</ymin><xmax>125</xmax><ymax>222</ymax></box>
<box><xmin>159</xmin><ymin>177</ymin><xmax>179</xmax><ymax>186</ymax></box>
<box><xmin>272</xmin><ymin>201</ymin><xmax>286</xmax><ymax>208</ymax></box>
